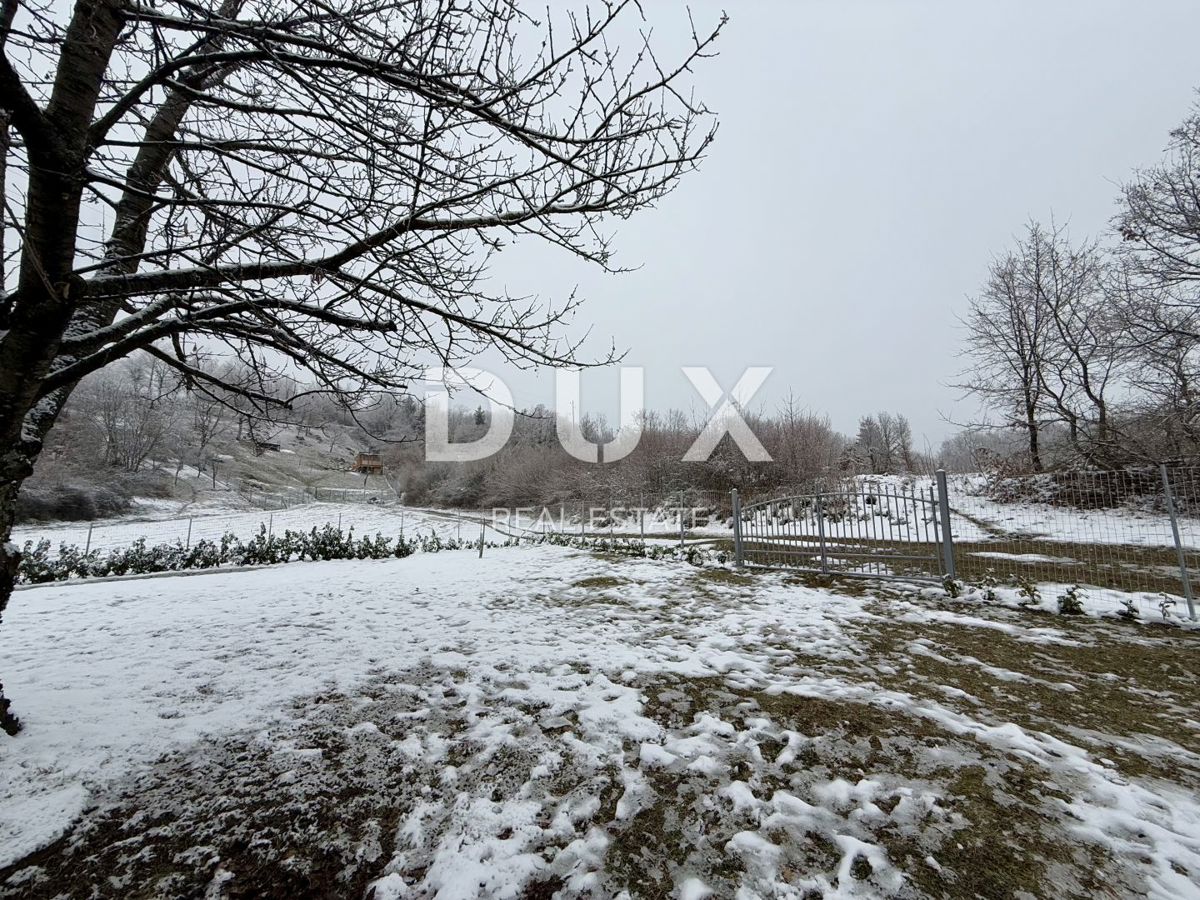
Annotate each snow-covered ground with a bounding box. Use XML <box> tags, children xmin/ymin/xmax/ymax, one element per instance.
<box><xmin>2</xmin><ymin>545</ymin><xmax>1198</xmax><ymax>898</ymax></box>
<box><xmin>946</xmin><ymin>473</ymin><xmax>1200</xmax><ymax>548</ymax></box>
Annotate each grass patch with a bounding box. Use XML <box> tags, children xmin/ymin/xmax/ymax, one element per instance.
<box><xmin>572</xmin><ymin>575</ymin><xmax>626</xmax><ymax>590</ymax></box>
<box><xmin>626</xmin><ymin>673</ymin><xmax>1126</xmax><ymax>898</ymax></box>
<box><xmin>853</xmin><ymin>598</ymin><xmax>1200</xmax><ymax>786</ymax></box>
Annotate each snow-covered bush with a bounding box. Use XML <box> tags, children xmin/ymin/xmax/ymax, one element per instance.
<box><xmin>1013</xmin><ymin>574</ymin><xmax>1041</xmax><ymax>606</ymax></box>
<box><xmin>1057</xmin><ymin>585</ymin><xmax>1085</xmax><ymax>615</ymax></box>
<box><xmin>15</xmin><ymin>524</ymin><xmax>522</xmax><ymax>586</ymax></box>
<box><xmin>1116</xmin><ymin>598</ymin><xmax>1139</xmax><ymax>621</ymax></box>
<box><xmin>978</xmin><ymin>570</ymin><xmax>999</xmax><ymax>603</ymax></box>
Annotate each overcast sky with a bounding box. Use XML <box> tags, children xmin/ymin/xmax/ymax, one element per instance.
<box><xmin>475</xmin><ymin>0</ymin><xmax>1200</xmax><ymax>448</ymax></box>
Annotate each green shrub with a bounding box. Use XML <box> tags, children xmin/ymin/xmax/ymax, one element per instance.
<box><xmin>16</xmin><ymin>520</ymin><xmax>718</xmax><ymax>587</ymax></box>
<box><xmin>1012</xmin><ymin>574</ymin><xmax>1041</xmax><ymax>606</ymax></box>
<box><xmin>978</xmin><ymin>569</ymin><xmax>999</xmax><ymax>603</ymax></box>
<box><xmin>1057</xmin><ymin>585</ymin><xmax>1085</xmax><ymax>615</ymax></box>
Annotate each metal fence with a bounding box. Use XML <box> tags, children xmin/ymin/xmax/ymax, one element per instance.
<box><xmin>945</xmin><ymin>465</ymin><xmax>1198</xmax><ymax>617</ymax></box>
<box><xmin>310</xmin><ymin>487</ymin><xmax>394</xmax><ymax>504</ymax></box>
<box><xmin>727</xmin><ymin>466</ymin><xmax>1200</xmax><ymax>620</ymax></box>
<box><xmin>18</xmin><ymin>466</ymin><xmax>1200</xmax><ymax>619</ymax></box>
<box><xmin>731</xmin><ymin>472</ymin><xmax>954</xmax><ymax>583</ymax></box>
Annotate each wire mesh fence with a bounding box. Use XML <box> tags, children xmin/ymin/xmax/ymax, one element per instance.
<box><xmin>310</xmin><ymin>487</ymin><xmax>395</xmax><ymax>504</ymax></box>
<box><xmin>947</xmin><ymin>465</ymin><xmax>1199</xmax><ymax>616</ymax></box>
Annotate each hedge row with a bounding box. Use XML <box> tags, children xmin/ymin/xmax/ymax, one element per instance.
<box><xmin>537</xmin><ymin>531</ymin><xmax>730</xmax><ymax>566</ymax></box>
<box><xmin>16</xmin><ymin>523</ymin><xmax>731</xmax><ymax>586</ymax></box>
<box><xmin>17</xmin><ymin>525</ymin><xmax>514</xmax><ymax>585</ymax></box>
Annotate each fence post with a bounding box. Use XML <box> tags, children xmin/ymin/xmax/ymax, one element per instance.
<box><xmin>85</xmin><ymin>523</ymin><xmax>94</xmax><ymax>555</ymax></box>
<box><xmin>185</xmin><ymin>517</ymin><xmax>193</xmax><ymax>549</ymax></box>
<box><xmin>679</xmin><ymin>502</ymin><xmax>685</xmax><ymax>549</ymax></box>
<box><xmin>579</xmin><ymin>500</ymin><xmax>585</xmax><ymax>538</ymax></box>
<box><xmin>935</xmin><ymin>469</ymin><xmax>956</xmax><ymax>580</ymax></box>
<box><xmin>731</xmin><ymin>489</ymin><xmax>744</xmax><ymax>568</ymax></box>
<box><xmin>816</xmin><ymin>494</ymin><xmax>828</xmax><ymax>573</ymax></box>
<box><xmin>268</xmin><ymin>512</ymin><xmax>274</xmax><ymax>541</ymax></box>
<box><xmin>478</xmin><ymin>522</ymin><xmax>485</xmax><ymax>559</ymax></box>
<box><xmin>1160</xmin><ymin>464</ymin><xmax>1197</xmax><ymax>621</ymax></box>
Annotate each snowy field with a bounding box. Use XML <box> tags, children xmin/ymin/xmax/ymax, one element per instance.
<box><xmin>2</xmin><ymin>545</ymin><xmax>1198</xmax><ymax>898</ymax></box>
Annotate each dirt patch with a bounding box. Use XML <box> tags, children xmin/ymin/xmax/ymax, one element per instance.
<box><xmin>0</xmin><ymin>677</ymin><xmax>449</xmax><ymax>899</ymax></box>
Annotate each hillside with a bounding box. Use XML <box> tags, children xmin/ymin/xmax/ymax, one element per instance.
<box><xmin>18</xmin><ymin>422</ymin><xmax>399</xmax><ymax>524</ymax></box>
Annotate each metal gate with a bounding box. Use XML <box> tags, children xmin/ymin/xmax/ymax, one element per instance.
<box><xmin>731</xmin><ymin>471</ymin><xmax>955</xmax><ymax>583</ymax></box>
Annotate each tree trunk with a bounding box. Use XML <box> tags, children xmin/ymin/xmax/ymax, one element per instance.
<box><xmin>0</xmin><ymin>458</ymin><xmax>32</xmax><ymax>735</ymax></box>
<box><xmin>0</xmin><ymin>0</ymin><xmax>127</xmax><ymax>735</ymax></box>
<box><xmin>1025</xmin><ymin>402</ymin><xmax>1043</xmax><ymax>474</ymax></box>
<box><xmin>0</xmin><ymin>391</ymin><xmax>76</xmax><ymax>735</ymax></box>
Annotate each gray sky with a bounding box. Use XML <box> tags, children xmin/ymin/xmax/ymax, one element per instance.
<box><xmin>479</xmin><ymin>0</ymin><xmax>1200</xmax><ymax>447</ymax></box>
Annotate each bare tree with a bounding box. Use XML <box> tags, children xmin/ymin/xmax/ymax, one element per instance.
<box><xmin>1118</xmin><ymin>102</ymin><xmax>1200</xmax><ymax>288</ymax></box>
<box><xmin>189</xmin><ymin>383</ymin><xmax>229</xmax><ymax>473</ymax></box>
<box><xmin>1026</xmin><ymin>224</ymin><xmax>1121</xmax><ymax>466</ymax></box>
<box><xmin>769</xmin><ymin>391</ymin><xmax>842</xmax><ymax>483</ymax></box>
<box><xmin>875</xmin><ymin>412</ymin><xmax>901</xmax><ymax>473</ymax></box>
<box><xmin>0</xmin><ymin>0</ymin><xmax>722</xmax><ymax>733</ymax></box>
<box><xmin>956</xmin><ymin>236</ymin><xmax>1052</xmax><ymax>472</ymax></box>
<box><xmin>1109</xmin><ymin>266</ymin><xmax>1200</xmax><ymax>459</ymax></box>
<box><xmin>1114</xmin><ymin>102</ymin><xmax>1200</xmax><ymax>458</ymax></box>
<box><xmin>69</xmin><ymin>358</ymin><xmax>180</xmax><ymax>473</ymax></box>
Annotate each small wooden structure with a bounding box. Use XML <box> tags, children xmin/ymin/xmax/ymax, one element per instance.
<box><xmin>351</xmin><ymin>451</ymin><xmax>384</xmax><ymax>475</ymax></box>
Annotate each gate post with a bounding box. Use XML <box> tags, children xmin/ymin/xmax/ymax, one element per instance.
<box><xmin>1160</xmin><ymin>464</ymin><xmax>1197</xmax><ymax>621</ymax></box>
<box><xmin>935</xmin><ymin>470</ymin><xmax>956</xmax><ymax>580</ymax></box>
<box><xmin>816</xmin><ymin>494</ymin><xmax>828</xmax><ymax>573</ymax></box>
<box><xmin>731</xmin><ymin>490</ymin><xmax>744</xmax><ymax>568</ymax></box>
